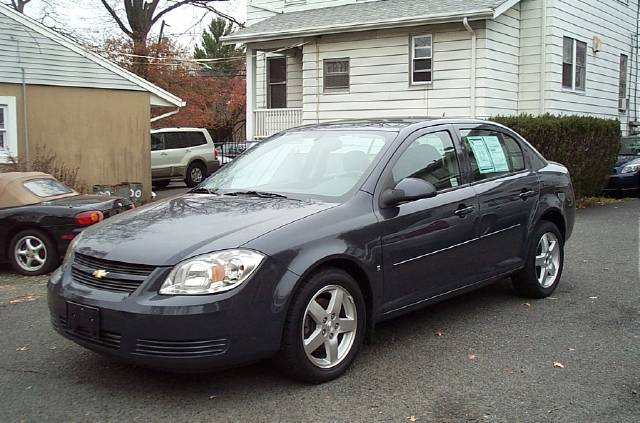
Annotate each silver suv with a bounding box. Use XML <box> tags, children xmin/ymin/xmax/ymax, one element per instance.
<box><xmin>151</xmin><ymin>128</ymin><xmax>220</xmax><ymax>188</ymax></box>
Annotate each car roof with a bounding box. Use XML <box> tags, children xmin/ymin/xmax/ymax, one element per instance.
<box><xmin>285</xmin><ymin>118</ymin><xmax>501</xmax><ymax>132</ymax></box>
<box><xmin>151</xmin><ymin>127</ymin><xmax>207</xmax><ymax>133</ymax></box>
<box><xmin>0</xmin><ymin>172</ymin><xmax>77</xmax><ymax>209</ymax></box>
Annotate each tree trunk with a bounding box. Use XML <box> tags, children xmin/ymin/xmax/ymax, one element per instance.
<box><xmin>132</xmin><ymin>35</ymin><xmax>149</xmax><ymax>77</ymax></box>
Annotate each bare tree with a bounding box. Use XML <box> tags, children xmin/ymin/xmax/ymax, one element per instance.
<box><xmin>7</xmin><ymin>0</ymin><xmax>32</xmax><ymax>13</ymax></box>
<box><xmin>98</xmin><ymin>1</ymin><xmax>242</xmax><ymax>75</ymax></box>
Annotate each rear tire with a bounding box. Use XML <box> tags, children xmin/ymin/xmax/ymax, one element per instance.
<box><xmin>8</xmin><ymin>229</ymin><xmax>60</xmax><ymax>276</ymax></box>
<box><xmin>185</xmin><ymin>162</ymin><xmax>206</xmax><ymax>187</ymax></box>
<box><xmin>277</xmin><ymin>268</ymin><xmax>366</xmax><ymax>384</ymax></box>
<box><xmin>512</xmin><ymin>221</ymin><xmax>564</xmax><ymax>298</ymax></box>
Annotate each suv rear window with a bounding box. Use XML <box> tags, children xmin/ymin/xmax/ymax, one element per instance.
<box><xmin>24</xmin><ymin>179</ymin><xmax>73</xmax><ymax>197</ymax></box>
<box><xmin>162</xmin><ymin>131</ymin><xmax>207</xmax><ymax>149</ymax></box>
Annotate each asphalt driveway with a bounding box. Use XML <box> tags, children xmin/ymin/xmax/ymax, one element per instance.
<box><xmin>0</xmin><ymin>200</ymin><xmax>638</xmax><ymax>422</ymax></box>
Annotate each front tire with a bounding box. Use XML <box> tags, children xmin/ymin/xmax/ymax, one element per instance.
<box><xmin>512</xmin><ymin>221</ymin><xmax>564</xmax><ymax>298</ymax></box>
<box><xmin>185</xmin><ymin>162</ymin><xmax>206</xmax><ymax>187</ymax></box>
<box><xmin>9</xmin><ymin>229</ymin><xmax>59</xmax><ymax>276</ymax></box>
<box><xmin>277</xmin><ymin>268</ymin><xmax>366</xmax><ymax>384</ymax></box>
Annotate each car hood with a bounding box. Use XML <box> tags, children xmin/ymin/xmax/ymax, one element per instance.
<box><xmin>75</xmin><ymin>194</ymin><xmax>336</xmax><ymax>266</ymax></box>
<box><xmin>615</xmin><ymin>155</ymin><xmax>640</xmax><ymax>168</ymax></box>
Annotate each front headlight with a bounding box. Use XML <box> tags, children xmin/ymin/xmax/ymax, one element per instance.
<box><xmin>63</xmin><ymin>233</ymin><xmax>83</xmax><ymax>265</ymax></box>
<box><xmin>621</xmin><ymin>163</ymin><xmax>640</xmax><ymax>174</ymax></box>
<box><xmin>159</xmin><ymin>249</ymin><xmax>265</xmax><ymax>295</ymax></box>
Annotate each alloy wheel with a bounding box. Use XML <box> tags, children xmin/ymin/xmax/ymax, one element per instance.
<box><xmin>14</xmin><ymin>236</ymin><xmax>47</xmax><ymax>272</ymax></box>
<box><xmin>535</xmin><ymin>232</ymin><xmax>561</xmax><ymax>288</ymax></box>
<box><xmin>301</xmin><ymin>285</ymin><xmax>357</xmax><ymax>369</ymax></box>
<box><xmin>191</xmin><ymin>167</ymin><xmax>204</xmax><ymax>183</ymax></box>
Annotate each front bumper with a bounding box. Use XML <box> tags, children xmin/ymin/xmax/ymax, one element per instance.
<box><xmin>604</xmin><ymin>172</ymin><xmax>640</xmax><ymax>194</ymax></box>
<box><xmin>47</xmin><ymin>256</ymin><xmax>297</xmax><ymax>371</ymax></box>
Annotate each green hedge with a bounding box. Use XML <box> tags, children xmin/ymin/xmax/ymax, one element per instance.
<box><xmin>493</xmin><ymin>114</ymin><xmax>621</xmax><ymax>199</ymax></box>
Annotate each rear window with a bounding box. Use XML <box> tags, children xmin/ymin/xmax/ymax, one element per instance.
<box><xmin>23</xmin><ymin>179</ymin><xmax>73</xmax><ymax>197</ymax></box>
<box><xmin>162</xmin><ymin>131</ymin><xmax>207</xmax><ymax>149</ymax></box>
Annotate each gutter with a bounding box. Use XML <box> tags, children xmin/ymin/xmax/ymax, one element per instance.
<box><xmin>463</xmin><ymin>17</ymin><xmax>477</xmax><ymax>118</ymax></box>
<box><xmin>222</xmin><ymin>9</ymin><xmax>494</xmax><ymax>44</ymax></box>
<box><xmin>150</xmin><ymin>108</ymin><xmax>181</xmax><ymax>123</ymax></box>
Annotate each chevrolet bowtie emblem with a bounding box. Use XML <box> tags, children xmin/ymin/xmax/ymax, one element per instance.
<box><xmin>92</xmin><ymin>269</ymin><xmax>109</xmax><ymax>279</ymax></box>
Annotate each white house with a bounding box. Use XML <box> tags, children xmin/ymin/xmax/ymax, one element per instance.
<box><xmin>224</xmin><ymin>0</ymin><xmax>640</xmax><ymax>139</ymax></box>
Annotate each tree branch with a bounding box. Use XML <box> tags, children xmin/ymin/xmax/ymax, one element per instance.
<box><xmin>192</xmin><ymin>3</ymin><xmax>245</xmax><ymax>28</ymax></box>
<box><xmin>100</xmin><ymin>0</ymin><xmax>133</xmax><ymax>37</ymax></box>
<box><xmin>151</xmin><ymin>0</ymin><xmax>197</xmax><ymax>25</ymax></box>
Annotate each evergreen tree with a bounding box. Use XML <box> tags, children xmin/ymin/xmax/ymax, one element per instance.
<box><xmin>194</xmin><ymin>18</ymin><xmax>244</xmax><ymax>77</ymax></box>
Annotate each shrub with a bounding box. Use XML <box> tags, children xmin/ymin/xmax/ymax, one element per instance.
<box><xmin>493</xmin><ymin>114</ymin><xmax>620</xmax><ymax>199</ymax></box>
<box><xmin>1</xmin><ymin>146</ymin><xmax>87</xmax><ymax>193</ymax></box>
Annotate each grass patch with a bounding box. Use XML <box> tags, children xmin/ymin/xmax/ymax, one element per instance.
<box><xmin>576</xmin><ymin>196</ymin><xmax>626</xmax><ymax>209</ymax></box>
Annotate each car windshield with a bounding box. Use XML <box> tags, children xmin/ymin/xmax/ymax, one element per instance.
<box><xmin>23</xmin><ymin>178</ymin><xmax>73</xmax><ymax>197</ymax></box>
<box><xmin>200</xmin><ymin>130</ymin><xmax>396</xmax><ymax>201</ymax></box>
<box><xmin>620</xmin><ymin>137</ymin><xmax>640</xmax><ymax>156</ymax></box>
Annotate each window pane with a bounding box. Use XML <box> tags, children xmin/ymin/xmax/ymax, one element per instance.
<box><xmin>268</xmin><ymin>57</ymin><xmax>286</xmax><ymax>83</ymax></box>
<box><xmin>414</xmin><ymin>59</ymin><xmax>432</xmax><ymax>71</ymax></box>
<box><xmin>414</xmin><ymin>47</ymin><xmax>432</xmax><ymax>58</ymax></box>
<box><xmin>392</xmin><ymin>131</ymin><xmax>461</xmax><ymax>191</ymax></box>
<box><xmin>576</xmin><ymin>41</ymin><xmax>587</xmax><ymax>67</ymax></box>
<box><xmin>325</xmin><ymin>60</ymin><xmax>349</xmax><ymax>74</ymax></box>
<box><xmin>164</xmin><ymin>132</ymin><xmax>190</xmax><ymax>149</ymax></box>
<box><xmin>150</xmin><ymin>133</ymin><xmax>164</xmax><ymax>151</ymax></box>
<box><xmin>269</xmin><ymin>83</ymin><xmax>287</xmax><ymax>108</ymax></box>
<box><xmin>575</xmin><ymin>65</ymin><xmax>586</xmax><ymax>90</ymax></box>
<box><xmin>0</xmin><ymin>131</ymin><xmax>5</xmax><ymax>150</ymax></box>
<box><xmin>413</xmin><ymin>71</ymin><xmax>432</xmax><ymax>83</ymax></box>
<box><xmin>0</xmin><ymin>107</ymin><xmax>5</xmax><ymax>129</ymax></box>
<box><xmin>187</xmin><ymin>132</ymin><xmax>207</xmax><ymax>147</ymax></box>
<box><xmin>414</xmin><ymin>36</ymin><xmax>432</xmax><ymax>48</ymax></box>
<box><xmin>620</xmin><ymin>55</ymin><xmax>628</xmax><ymax>99</ymax></box>
<box><xmin>562</xmin><ymin>63</ymin><xmax>573</xmax><ymax>88</ymax></box>
<box><xmin>461</xmin><ymin>129</ymin><xmax>518</xmax><ymax>181</ymax></box>
<box><xmin>563</xmin><ymin>37</ymin><xmax>574</xmax><ymax>64</ymax></box>
<box><xmin>23</xmin><ymin>179</ymin><xmax>73</xmax><ymax>197</ymax></box>
<box><xmin>325</xmin><ymin>74</ymin><xmax>350</xmax><ymax>89</ymax></box>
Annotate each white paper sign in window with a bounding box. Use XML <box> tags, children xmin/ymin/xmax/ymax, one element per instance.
<box><xmin>466</xmin><ymin>136</ymin><xmax>509</xmax><ymax>174</ymax></box>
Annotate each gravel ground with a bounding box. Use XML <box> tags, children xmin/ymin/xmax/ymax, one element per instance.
<box><xmin>0</xmin><ymin>199</ymin><xmax>638</xmax><ymax>423</ymax></box>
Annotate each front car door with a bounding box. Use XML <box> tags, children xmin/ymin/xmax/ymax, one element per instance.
<box><xmin>455</xmin><ymin>124</ymin><xmax>541</xmax><ymax>281</ymax></box>
<box><xmin>375</xmin><ymin>126</ymin><xmax>481</xmax><ymax>313</ymax></box>
<box><xmin>150</xmin><ymin>133</ymin><xmax>171</xmax><ymax>179</ymax></box>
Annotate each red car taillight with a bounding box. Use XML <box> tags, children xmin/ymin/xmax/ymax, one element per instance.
<box><xmin>214</xmin><ymin>147</ymin><xmax>219</xmax><ymax>161</ymax></box>
<box><xmin>75</xmin><ymin>210</ymin><xmax>104</xmax><ymax>226</ymax></box>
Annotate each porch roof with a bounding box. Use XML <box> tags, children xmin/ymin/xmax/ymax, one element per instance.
<box><xmin>224</xmin><ymin>0</ymin><xmax>520</xmax><ymax>44</ymax></box>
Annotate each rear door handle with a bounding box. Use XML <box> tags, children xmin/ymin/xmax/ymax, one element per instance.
<box><xmin>454</xmin><ymin>205</ymin><xmax>475</xmax><ymax>218</ymax></box>
<box><xmin>160</xmin><ymin>152</ymin><xmax>168</xmax><ymax>156</ymax></box>
<box><xmin>519</xmin><ymin>189</ymin><xmax>537</xmax><ymax>200</ymax></box>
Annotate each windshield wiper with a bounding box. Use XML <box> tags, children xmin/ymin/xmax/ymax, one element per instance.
<box><xmin>190</xmin><ymin>187</ymin><xmax>217</xmax><ymax>194</ymax></box>
<box><xmin>224</xmin><ymin>190</ymin><xmax>290</xmax><ymax>199</ymax></box>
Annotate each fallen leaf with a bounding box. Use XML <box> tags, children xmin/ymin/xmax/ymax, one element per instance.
<box><xmin>553</xmin><ymin>362</ymin><xmax>565</xmax><ymax>369</ymax></box>
<box><xmin>523</xmin><ymin>303</ymin><xmax>531</xmax><ymax>307</ymax></box>
<box><xmin>209</xmin><ymin>395</ymin><xmax>217</xmax><ymax>400</ymax></box>
<box><xmin>16</xmin><ymin>347</ymin><xmax>28</xmax><ymax>351</ymax></box>
<box><xmin>467</xmin><ymin>354</ymin><xmax>478</xmax><ymax>361</ymax></box>
<box><xmin>548</xmin><ymin>297</ymin><xmax>558</xmax><ymax>300</ymax></box>
<box><xmin>632</xmin><ymin>390</ymin><xmax>638</xmax><ymax>395</ymax></box>
<box><xmin>406</xmin><ymin>416</ymin><xmax>418</xmax><ymax>422</ymax></box>
<box><xmin>434</xmin><ymin>330</ymin><xmax>445</xmax><ymax>337</ymax></box>
<box><xmin>568</xmin><ymin>348</ymin><xmax>575</xmax><ymax>352</ymax></box>
<box><xmin>9</xmin><ymin>295</ymin><xmax>39</xmax><ymax>304</ymax></box>
<box><xmin>589</xmin><ymin>296</ymin><xmax>598</xmax><ymax>300</ymax></box>
<box><xmin>504</xmin><ymin>368</ymin><xmax>514</xmax><ymax>374</ymax></box>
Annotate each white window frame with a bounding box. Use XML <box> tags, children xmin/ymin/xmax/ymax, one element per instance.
<box><xmin>323</xmin><ymin>58</ymin><xmax>350</xmax><ymax>92</ymax></box>
<box><xmin>562</xmin><ymin>37</ymin><xmax>587</xmax><ymax>92</ymax></box>
<box><xmin>410</xmin><ymin>34</ymin><xmax>433</xmax><ymax>86</ymax></box>
<box><xmin>0</xmin><ymin>96</ymin><xmax>18</xmax><ymax>164</ymax></box>
<box><xmin>619</xmin><ymin>54</ymin><xmax>629</xmax><ymax>112</ymax></box>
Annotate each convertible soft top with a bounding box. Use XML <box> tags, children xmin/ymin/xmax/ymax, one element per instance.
<box><xmin>0</xmin><ymin>172</ymin><xmax>77</xmax><ymax>209</ymax></box>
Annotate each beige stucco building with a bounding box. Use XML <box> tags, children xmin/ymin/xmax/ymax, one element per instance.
<box><xmin>0</xmin><ymin>4</ymin><xmax>184</xmax><ymax>200</ymax></box>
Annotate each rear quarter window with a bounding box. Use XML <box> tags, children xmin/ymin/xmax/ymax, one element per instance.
<box><xmin>461</xmin><ymin>129</ymin><xmax>527</xmax><ymax>181</ymax></box>
<box><xmin>23</xmin><ymin>179</ymin><xmax>73</xmax><ymax>197</ymax></box>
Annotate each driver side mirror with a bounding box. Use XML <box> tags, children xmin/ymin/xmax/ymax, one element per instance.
<box><xmin>380</xmin><ymin>178</ymin><xmax>437</xmax><ymax>208</ymax></box>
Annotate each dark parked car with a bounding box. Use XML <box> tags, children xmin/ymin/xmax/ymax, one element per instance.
<box><xmin>48</xmin><ymin>119</ymin><xmax>575</xmax><ymax>383</ymax></box>
<box><xmin>604</xmin><ymin>136</ymin><xmax>640</xmax><ymax>196</ymax></box>
<box><xmin>0</xmin><ymin>172</ymin><xmax>133</xmax><ymax>275</ymax></box>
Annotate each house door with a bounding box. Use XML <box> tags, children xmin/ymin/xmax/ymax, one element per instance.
<box><xmin>267</xmin><ymin>57</ymin><xmax>287</xmax><ymax>108</ymax></box>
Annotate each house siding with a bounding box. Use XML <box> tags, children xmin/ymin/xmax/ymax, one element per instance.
<box><xmin>545</xmin><ymin>0</ymin><xmax>639</xmax><ymax>133</ymax></box>
<box><xmin>0</xmin><ymin>12</ymin><xmax>143</xmax><ymax>92</ymax></box>
<box><xmin>299</xmin><ymin>24</ymin><xmax>484</xmax><ymax>123</ymax></box>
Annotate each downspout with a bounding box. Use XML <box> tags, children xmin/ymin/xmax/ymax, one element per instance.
<box><xmin>315</xmin><ymin>39</ymin><xmax>320</xmax><ymax>124</ymax></box>
<box><xmin>634</xmin><ymin>0</ymin><xmax>640</xmax><ymax>125</ymax></box>
<box><xmin>463</xmin><ymin>18</ymin><xmax>477</xmax><ymax>118</ymax></box>
<box><xmin>539</xmin><ymin>0</ymin><xmax>547</xmax><ymax>115</ymax></box>
<box><xmin>12</xmin><ymin>36</ymin><xmax>29</xmax><ymax>164</ymax></box>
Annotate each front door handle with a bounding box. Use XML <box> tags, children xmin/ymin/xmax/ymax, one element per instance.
<box><xmin>454</xmin><ymin>205</ymin><xmax>475</xmax><ymax>218</ymax></box>
<box><xmin>519</xmin><ymin>189</ymin><xmax>537</xmax><ymax>200</ymax></box>
<box><xmin>160</xmin><ymin>152</ymin><xmax>168</xmax><ymax>156</ymax></box>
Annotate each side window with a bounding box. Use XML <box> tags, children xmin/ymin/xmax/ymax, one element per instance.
<box><xmin>151</xmin><ymin>133</ymin><xmax>164</xmax><ymax>151</ymax></box>
<box><xmin>187</xmin><ymin>132</ymin><xmax>207</xmax><ymax>147</ymax></box>
<box><xmin>461</xmin><ymin>129</ymin><xmax>526</xmax><ymax>181</ymax></box>
<box><xmin>164</xmin><ymin>132</ymin><xmax>189</xmax><ymax>149</ymax></box>
<box><xmin>392</xmin><ymin>131</ymin><xmax>461</xmax><ymax>191</ymax></box>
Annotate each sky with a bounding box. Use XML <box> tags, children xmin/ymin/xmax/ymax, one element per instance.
<box><xmin>22</xmin><ymin>0</ymin><xmax>247</xmax><ymax>48</ymax></box>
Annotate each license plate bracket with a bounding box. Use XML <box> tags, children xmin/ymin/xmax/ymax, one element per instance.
<box><xmin>67</xmin><ymin>302</ymin><xmax>100</xmax><ymax>338</ymax></box>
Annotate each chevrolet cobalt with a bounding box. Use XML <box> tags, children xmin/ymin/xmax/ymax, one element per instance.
<box><xmin>48</xmin><ymin>119</ymin><xmax>575</xmax><ymax>383</ymax></box>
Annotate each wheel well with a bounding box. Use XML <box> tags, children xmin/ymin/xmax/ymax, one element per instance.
<box><xmin>3</xmin><ymin>225</ymin><xmax>50</xmax><ymax>255</ymax></box>
<box><xmin>540</xmin><ymin>210</ymin><xmax>566</xmax><ymax>240</ymax></box>
<box><xmin>311</xmin><ymin>258</ymin><xmax>374</xmax><ymax>339</ymax></box>
<box><xmin>188</xmin><ymin>159</ymin><xmax>206</xmax><ymax>170</ymax></box>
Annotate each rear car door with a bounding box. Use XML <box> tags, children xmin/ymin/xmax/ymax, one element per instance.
<box><xmin>456</xmin><ymin>124</ymin><xmax>540</xmax><ymax>281</ymax></box>
<box><xmin>376</xmin><ymin>126</ymin><xmax>481</xmax><ymax>313</ymax></box>
<box><xmin>162</xmin><ymin>132</ymin><xmax>191</xmax><ymax>176</ymax></box>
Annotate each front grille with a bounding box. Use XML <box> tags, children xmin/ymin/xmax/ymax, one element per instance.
<box><xmin>134</xmin><ymin>338</ymin><xmax>229</xmax><ymax>358</ymax></box>
<box><xmin>71</xmin><ymin>254</ymin><xmax>156</xmax><ymax>294</ymax></box>
<box><xmin>53</xmin><ymin>315</ymin><xmax>121</xmax><ymax>350</ymax></box>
